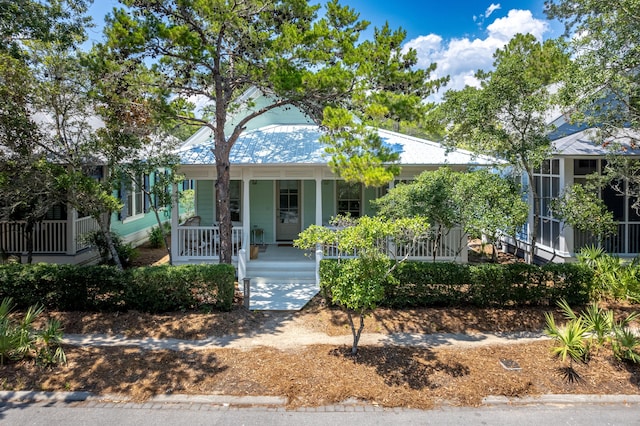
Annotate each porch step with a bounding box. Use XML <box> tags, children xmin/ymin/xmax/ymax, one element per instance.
<box><xmin>246</xmin><ymin>260</ymin><xmax>316</xmax><ymax>280</ymax></box>
<box><xmin>249</xmin><ymin>278</ymin><xmax>319</xmax><ymax>311</ymax></box>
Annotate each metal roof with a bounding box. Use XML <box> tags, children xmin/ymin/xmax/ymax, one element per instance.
<box><xmin>177</xmin><ymin>124</ymin><xmax>499</xmax><ymax>166</ymax></box>
<box><xmin>552</xmin><ymin>128</ymin><xmax>640</xmax><ymax>157</ymax></box>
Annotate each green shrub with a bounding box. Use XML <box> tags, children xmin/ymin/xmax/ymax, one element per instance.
<box><xmin>0</xmin><ymin>263</ymin><xmax>235</xmax><ymax>313</ymax></box>
<box><xmin>578</xmin><ymin>247</ymin><xmax>640</xmax><ymax>302</ymax></box>
<box><xmin>126</xmin><ymin>264</ymin><xmax>235</xmax><ymax>313</ymax></box>
<box><xmin>148</xmin><ymin>222</ymin><xmax>170</xmax><ymax>249</ymax></box>
<box><xmin>320</xmin><ymin>260</ymin><xmax>593</xmax><ymax>308</ymax></box>
<box><xmin>85</xmin><ymin>230</ymin><xmax>138</xmax><ymax>267</ymax></box>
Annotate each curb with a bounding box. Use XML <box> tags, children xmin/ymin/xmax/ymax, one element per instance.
<box><xmin>3</xmin><ymin>391</ymin><xmax>640</xmax><ymax>408</ymax></box>
<box><xmin>0</xmin><ymin>391</ymin><xmax>286</xmax><ymax>407</ymax></box>
<box><xmin>482</xmin><ymin>394</ymin><xmax>640</xmax><ymax>406</ymax></box>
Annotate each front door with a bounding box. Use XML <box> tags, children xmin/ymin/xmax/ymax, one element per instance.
<box><xmin>276</xmin><ymin>180</ymin><xmax>300</xmax><ymax>241</ymax></box>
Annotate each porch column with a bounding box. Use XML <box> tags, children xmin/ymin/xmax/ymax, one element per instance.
<box><xmin>170</xmin><ymin>182</ymin><xmax>179</xmax><ymax>262</ymax></box>
<box><xmin>242</xmin><ymin>177</ymin><xmax>251</xmax><ymax>250</ymax></box>
<box><xmin>66</xmin><ymin>206</ymin><xmax>77</xmax><ymax>255</ymax></box>
<box><xmin>560</xmin><ymin>158</ymin><xmax>575</xmax><ymax>256</ymax></box>
<box><xmin>315</xmin><ymin>176</ymin><xmax>322</xmax><ymax>226</ymax></box>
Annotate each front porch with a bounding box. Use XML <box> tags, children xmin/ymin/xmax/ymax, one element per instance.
<box><xmin>0</xmin><ymin>216</ymin><xmax>100</xmax><ymax>264</ymax></box>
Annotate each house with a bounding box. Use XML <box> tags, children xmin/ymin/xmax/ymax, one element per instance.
<box><xmin>0</xmin><ymin>111</ymin><xmax>174</xmax><ymax>265</ymax></box>
<box><xmin>170</xmin><ymin>88</ymin><xmax>500</xmax><ymax>283</ymax></box>
<box><xmin>504</xmin><ymin>110</ymin><xmax>640</xmax><ymax>263</ymax></box>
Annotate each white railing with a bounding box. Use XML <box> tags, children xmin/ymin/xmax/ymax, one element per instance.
<box><xmin>75</xmin><ymin>216</ymin><xmax>100</xmax><ymax>251</ymax></box>
<box><xmin>322</xmin><ymin>227</ymin><xmax>467</xmax><ymax>262</ymax></box>
<box><xmin>177</xmin><ymin>225</ymin><xmax>244</xmax><ymax>260</ymax></box>
<box><xmin>0</xmin><ymin>221</ymin><xmax>67</xmax><ymax>254</ymax></box>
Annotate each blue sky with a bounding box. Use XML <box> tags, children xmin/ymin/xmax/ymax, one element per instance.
<box><xmin>85</xmin><ymin>0</ymin><xmax>563</xmax><ymax>96</ymax></box>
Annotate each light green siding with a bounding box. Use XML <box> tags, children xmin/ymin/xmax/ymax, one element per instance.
<box><xmin>250</xmin><ymin>180</ymin><xmax>275</xmax><ymax>243</ymax></box>
<box><xmin>363</xmin><ymin>186</ymin><xmax>378</xmax><ymax>217</ymax></box>
<box><xmin>321</xmin><ymin>180</ymin><xmax>335</xmax><ymax>225</ymax></box>
<box><xmin>303</xmin><ymin>180</ymin><xmax>316</xmax><ymax>229</ymax></box>
<box><xmin>195</xmin><ymin>180</ymin><xmax>215</xmax><ymax>226</ymax></box>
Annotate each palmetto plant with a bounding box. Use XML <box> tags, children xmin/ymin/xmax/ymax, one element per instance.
<box><xmin>545</xmin><ymin>311</ymin><xmax>590</xmax><ymax>366</ymax></box>
<box><xmin>0</xmin><ymin>298</ymin><xmax>66</xmax><ymax>365</ymax></box>
<box><xmin>547</xmin><ymin>299</ymin><xmax>640</xmax><ymax>378</ymax></box>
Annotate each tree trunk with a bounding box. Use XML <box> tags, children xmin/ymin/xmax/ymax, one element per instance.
<box><xmin>25</xmin><ymin>221</ymin><xmax>34</xmax><ymax>264</ymax></box>
<box><xmin>216</xmin><ymin>159</ymin><xmax>233</xmax><ymax>264</ymax></box>
<box><xmin>346</xmin><ymin>310</ymin><xmax>366</xmax><ymax>356</ymax></box>
<box><xmin>97</xmin><ymin>216</ymin><xmax>123</xmax><ymax>270</ymax></box>
<box><xmin>146</xmin><ymin>192</ymin><xmax>172</xmax><ymax>265</ymax></box>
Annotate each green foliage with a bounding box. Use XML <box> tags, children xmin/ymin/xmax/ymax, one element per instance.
<box><xmin>148</xmin><ymin>222</ymin><xmax>171</xmax><ymax>249</ymax></box>
<box><xmin>438</xmin><ymin>34</ymin><xmax>569</xmax><ymax>263</ymax></box>
<box><xmin>0</xmin><ymin>297</ymin><xmax>66</xmax><ymax>365</ymax></box>
<box><xmin>297</xmin><ymin>215</ymin><xmax>429</xmax><ymax>354</ymax></box>
<box><xmin>551</xmin><ymin>183</ymin><xmax>617</xmax><ymax>240</ymax></box>
<box><xmin>545</xmin><ymin>310</ymin><xmax>589</xmax><ymax>365</ymax></box>
<box><xmin>0</xmin><ymin>263</ymin><xmax>235</xmax><ymax>313</ymax></box>
<box><xmin>85</xmin><ymin>231</ymin><xmax>138</xmax><ymax>268</ymax></box>
<box><xmin>546</xmin><ymin>299</ymin><xmax>640</xmax><ymax>370</ymax></box>
<box><xmin>320</xmin><ymin>260</ymin><xmax>592</xmax><ymax>308</ymax></box>
<box><xmin>126</xmin><ymin>264</ymin><xmax>236</xmax><ymax>313</ymax></box>
<box><xmin>577</xmin><ymin>247</ymin><xmax>640</xmax><ymax>302</ymax></box>
<box><xmin>547</xmin><ymin>0</ymin><xmax>640</xmax><ymax>212</ymax></box>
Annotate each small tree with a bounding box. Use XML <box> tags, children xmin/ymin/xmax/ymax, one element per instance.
<box><xmin>295</xmin><ymin>216</ymin><xmax>429</xmax><ymax>355</ymax></box>
<box><xmin>550</xmin><ymin>181</ymin><xmax>617</xmax><ymax>248</ymax></box>
<box><xmin>373</xmin><ymin>168</ymin><xmax>528</xmax><ymax>262</ymax></box>
<box><xmin>437</xmin><ymin>34</ymin><xmax>570</xmax><ymax>263</ymax></box>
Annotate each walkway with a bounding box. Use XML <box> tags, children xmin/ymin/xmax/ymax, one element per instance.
<box><xmin>245</xmin><ymin>245</ymin><xmax>318</xmax><ymax>311</ymax></box>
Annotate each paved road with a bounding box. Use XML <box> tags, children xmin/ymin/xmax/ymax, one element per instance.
<box><xmin>1</xmin><ymin>399</ymin><xmax>640</xmax><ymax>425</ymax></box>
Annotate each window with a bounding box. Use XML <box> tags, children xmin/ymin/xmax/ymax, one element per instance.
<box><xmin>534</xmin><ymin>159</ymin><xmax>560</xmax><ymax>249</ymax></box>
<box><xmin>336</xmin><ymin>181</ymin><xmax>361</xmax><ymax>217</ymax></box>
<box><xmin>120</xmin><ymin>174</ymin><xmax>149</xmax><ymax>221</ymax></box>
<box><xmin>230</xmin><ymin>180</ymin><xmax>241</xmax><ymax>222</ymax></box>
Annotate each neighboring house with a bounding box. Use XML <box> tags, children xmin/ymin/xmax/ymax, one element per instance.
<box><xmin>0</xmin><ymin>110</ymin><xmax>174</xmax><ymax>265</ymax></box>
<box><xmin>170</xmin><ymin>89</ymin><xmax>500</xmax><ymax>282</ymax></box>
<box><xmin>0</xmin><ymin>167</ymin><xmax>173</xmax><ymax>265</ymax></box>
<box><xmin>504</xmin><ymin>113</ymin><xmax>640</xmax><ymax>263</ymax></box>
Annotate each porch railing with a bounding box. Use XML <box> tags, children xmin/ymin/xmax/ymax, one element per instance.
<box><xmin>75</xmin><ymin>216</ymin><xmax>100</xmax><ymax>251</ymax></box>
<box><xmin>0</xmin><ymin>221</ymin><xmax>67</xmax><ymax>254</ymax></box>
<box><xmin>575</xmin><ymin>223</ymin><xmax>640</xmax><ymax>255</ymax></box>
<box><xmin>322</xmin><ymin>227</ymin><xmax>467</xmax><ymax>262</ymax></box>
<box><xmin>0</xmin><ymin>217</ymin><xmax>100</xmax><ymax>255</ymax></box>
<box><xmin>177</xmin><ymin>225</ymin><xmax>243</xmax><ymax>259</ymax></box>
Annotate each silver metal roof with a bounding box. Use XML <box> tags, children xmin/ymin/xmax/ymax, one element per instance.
<box><xmin>552</xmin><ymin>128</ymin><xmax>640</xmax><ymax>157</ymax></box>
<box><xmin>177</xmin><ymin>124</ymin><xmax>499</xmax><ymax>166</ymax></box>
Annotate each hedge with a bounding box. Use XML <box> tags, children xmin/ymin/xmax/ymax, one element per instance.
<box><xmin>0</xmin><ymin>263</ymin><xmax>236</xmax><ymax>312</ymax></box>
<box><xmin>320</xmin><ymin>260</ymin><xmax>593</xmax><ymax>308</ymax></box>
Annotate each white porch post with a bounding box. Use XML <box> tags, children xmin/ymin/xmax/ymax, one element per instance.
<box><xmin>170</xmin><ymin>182</ymin><xmax>179</xmax><ymax>262</ymax></box>
<box><xmin>315</xmin><ymin>175</ymin><xmax>322</xmax><ymax>226</ymax></box>
<box><xmin>559</xmin><ymin>158</ymin><xmax>574</xmax><ymax>256</ymax></box>
<box><xmin>66</xmin><ymin>206</ymin><xmax>77</xmax><ymax>255</ymax></box>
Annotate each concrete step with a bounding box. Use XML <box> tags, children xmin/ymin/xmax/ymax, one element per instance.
<box><xmin>246</xmin><ymin>261</ymin><xmax>316</xmax><ymax>280</ymax></box>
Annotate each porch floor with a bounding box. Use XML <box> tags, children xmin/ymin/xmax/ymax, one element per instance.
<box><xmin>246</xmin><ymin>245</ymin><xmax>318</xmax><ymax>311</ymax></box>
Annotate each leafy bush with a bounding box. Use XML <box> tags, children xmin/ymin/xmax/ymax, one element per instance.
<box><xmin>0</xmin><ymin>297</ymin><xmax>66</xmax><ymax>365</ymax></box>
<box><xmin>126</xmin><ymin>264</ymin><xmax>235</xmax><ymax>313</ymax></box>
<box><xmin>148</xmin><ymin>222</ymin><xmax>171</xmax><ymax>249</ymax></box>
<box><xmin>320</xmin><ymin>260</ymin><xmax>593</xmax><ymax>308</ymax></box>
<box><xmin>85</xmin><ymin>230</ymin><xmax>138</xmax><ymax>267</ymax></box>
<box><xmin>0</xmin><ymin>263</ymin><xmax>235</xmax><ymax>313</ymax></box>
<box><xmin>578</xmin><ymin>246</ymin><xmax>640</xmax><ymax>302</ymax></box>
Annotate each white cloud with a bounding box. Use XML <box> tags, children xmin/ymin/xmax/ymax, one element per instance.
<box><xmin>403</xmin><ymin>9</ymin><xmax>549</xmax><ymax>100</ymax></box>
<box><xmin>485</xmin><ymin>3</ymin><xmax>501</xmax><ymax>18</ymax></box>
